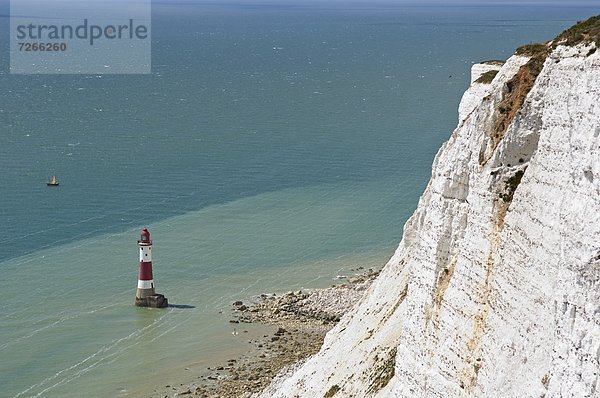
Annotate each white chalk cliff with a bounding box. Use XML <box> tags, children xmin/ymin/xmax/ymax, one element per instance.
<box><xmin>260</xmin><ymin>31</ymin><xmax>600</xmax><ymax>398</ymax></box>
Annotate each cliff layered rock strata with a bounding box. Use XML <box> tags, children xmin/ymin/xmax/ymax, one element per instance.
<box><xmin>260</xmin><ymin>19</ymin><xmax>600</xmax><ymax>398</ymax></box>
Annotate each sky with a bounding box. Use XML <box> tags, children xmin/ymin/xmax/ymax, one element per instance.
<box><xmin>156</xmin><ymin>0</ymin><xmax>598</xmax><ymax>4</ymax></box>
<box><xmin>1</xmin><ymin>0</ymin><xmax>599</xmax><ymax>6</ymax></box>
<box><xmin>143</xmin><ymin>0</ymin><xmax>600</xmax><ymax>7</ymax></box>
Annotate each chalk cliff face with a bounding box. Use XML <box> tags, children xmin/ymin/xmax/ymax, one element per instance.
<box><xmin>260</xmin><ymin>32</ymin><xmax>600</xmax><ymax>398</ymax></box>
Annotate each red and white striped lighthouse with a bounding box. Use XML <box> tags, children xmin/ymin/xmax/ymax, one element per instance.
<box><xmin>135</xmin><ymin>228</ymin><xmax>168</xmax><ymax>308</ymax></box>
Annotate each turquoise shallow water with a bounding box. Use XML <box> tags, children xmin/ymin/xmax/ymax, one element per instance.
<box><xmin>0</xmin><ymin>2</ymin><xmax>597</xmax><ymax>396</ymax></box>
<box><xmin>2</xmin><ymin>181</ymin><xmax>406</xmax><ymax>397</ymax></box>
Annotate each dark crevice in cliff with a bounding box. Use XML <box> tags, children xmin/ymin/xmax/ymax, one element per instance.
<box><xmin>479</xmin><ymin>16</ymin><xmax>600</xmax><ymax>167</ymax></box>
<box><xmin>367</xmin><ymin>347</ymin><xmax>397</xmax><ymax>394</ymax></box>
<box><xmin>486</xmin><ymin>49</ymin><xmax>548</xmax><ymax>163</ymax></box>
<box><xmin>487</xmin><ymin>15</ymin><xmax>600</xmax><ymax>159</ymax></box>
<box><xmin>499</xmin><ymin>167</ymin><xmax>527</xmax><ymax>204</ymax></box>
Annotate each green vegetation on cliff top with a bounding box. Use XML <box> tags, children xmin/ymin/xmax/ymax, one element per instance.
<box><xmin>554</xmin><ymin>15</ymin><xmax>600</xmax><ymax>48</ymax></box>
<box><xmin>515</xmin><ymin>15</ymin><xmax>600</xmax><ymax>57</ymax></box>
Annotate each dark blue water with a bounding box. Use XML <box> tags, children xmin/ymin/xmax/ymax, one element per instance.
<box><xmin>0</xmin><ymin>2</ymin><xmax>594</xmax><ymax>262</ymax></box>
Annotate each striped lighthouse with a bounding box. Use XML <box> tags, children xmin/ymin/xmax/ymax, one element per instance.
<box><xmin>135</xmin><ymin>228</ymin><xmax>168</xmax><ymax>308</ymax></box>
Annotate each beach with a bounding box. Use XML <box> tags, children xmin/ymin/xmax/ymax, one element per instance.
<box><xmin>150</xmin><ymin>268</ymin><xmax>380</xmax><ymax>397</ymax></box>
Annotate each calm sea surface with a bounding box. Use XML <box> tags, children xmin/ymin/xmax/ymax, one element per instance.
<box><xmin>0</xmin><ymin>2</ymin><xmax>596</xmax><ymax>396</ymax></box>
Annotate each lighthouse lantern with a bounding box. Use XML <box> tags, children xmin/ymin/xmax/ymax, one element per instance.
<box><xmin>139</xmin><ymin>228</ymin><xmax>151</xmax><ymax>244</ymax></box>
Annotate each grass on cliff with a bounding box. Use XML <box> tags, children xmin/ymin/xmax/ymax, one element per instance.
<box><xmin>554</xmin><ymin>15</ymin><xmax>600</xmax><ymax>48</ymax></box>
<box><xmin>514</xmin><ymin>16</ymin><xmax>600</xmax><ymax>58</ymax></box>
<box><xmin>481</xmin><ymin>60</ymin><xmax>505</xmax><ymax>65</ymax></box>
<box><xmin>488</xmin><ymin>16</ymin><xmax>599</xmax><ymax>162</ymax></box>
<box><xmin>487</xmin><ymin>40</ymin><xmax>549</xmax><ymax>158</ymax></box>
<box><xmin>515</xmin><ymin>43</ymin><xmax>548</xmax><ymax>57</ymax></box>
<box><xmin>489</xmin><ymin>52</ymin><xmax>546</xmax><ymax>154</ymax></box>
<box><xmin>475</xmin><ymin>70</ymin><xmax>499</xmax><ymax>84</ymax></box>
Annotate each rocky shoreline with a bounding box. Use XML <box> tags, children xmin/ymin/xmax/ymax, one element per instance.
<box><xmin>157</xmin><ymin>268</ymin><xmax>379</xmax><ymax>398</ymax></box>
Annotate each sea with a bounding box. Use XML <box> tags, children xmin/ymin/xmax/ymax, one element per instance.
<box><xmin>0</xmin><ymin>1</ymin><xmax>596</xmax><ymax>396</ymax></box>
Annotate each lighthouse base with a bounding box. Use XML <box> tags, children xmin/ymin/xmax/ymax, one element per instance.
<box><xmin>135</xmin><ymin>294</ymin><xmax>168</xmax><ymax>308</ymax></box>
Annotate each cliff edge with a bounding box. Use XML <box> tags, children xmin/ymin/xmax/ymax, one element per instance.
<box><xmin>259</xmin><ymin>17</ymin><xmax>600</xmax><ymax>398</ymax></box>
